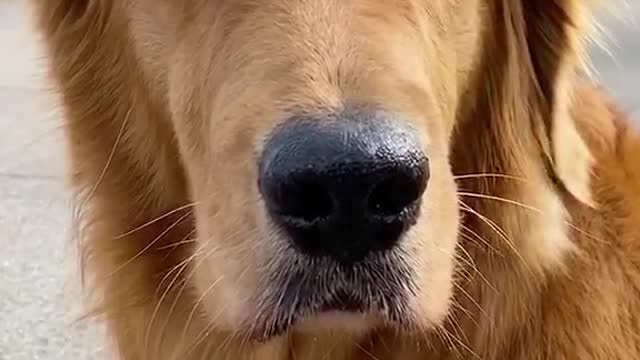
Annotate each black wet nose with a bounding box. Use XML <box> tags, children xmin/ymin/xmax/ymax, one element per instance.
<box><xmin>258</xmin><ymin>111</ymin><xmax>429</xmax><ymax>263</ymax></box>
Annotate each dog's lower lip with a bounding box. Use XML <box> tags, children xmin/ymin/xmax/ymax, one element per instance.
<box><xmin>250</xmin><ymin>294</ymin><xmax>370</xmax><ymax>342</ymax></box>
<box><xmin>252</xmin><ymin>310</ymin><xmax>369</xmax><ymax>343</ymax></box>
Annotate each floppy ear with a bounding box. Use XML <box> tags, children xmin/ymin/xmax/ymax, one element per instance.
<box><xmin>522</xmin><ymin>1</ymin><xmax>602</xmax><ymax>206</ymax></box>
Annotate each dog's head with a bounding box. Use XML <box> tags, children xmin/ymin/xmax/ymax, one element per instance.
<box><xmin>120</xmin><ymin>0</ymin><xmax>599</xmax><ymax>341</ymax></box>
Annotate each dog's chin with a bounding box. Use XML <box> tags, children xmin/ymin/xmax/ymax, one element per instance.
<box><xmin>251</xmin><ymin>310</ymin><xmax>382</xmax><ymax>342</ymax></box>
<box><xmin>294</xmin><ymin>311</ymin><xmax>380</xmax><ymax>335</ymax></box>
<box><xmin>245</xmin><ymin>307</ymin><xmax>399</xmax><ymax>343</ymax></box>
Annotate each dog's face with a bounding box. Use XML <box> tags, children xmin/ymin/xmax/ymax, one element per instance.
<box><xmin>125</xmin><ymin>0</ymin><xmax>591</xmax><ymax>341</ymax></box>
<box><xmin>131</xmin><ymin>0</ymin><xmax>481</xmax><ymax>339</ymax></box>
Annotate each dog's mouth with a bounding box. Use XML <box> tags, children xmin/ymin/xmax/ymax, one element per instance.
<box><xmin>243</xmin><ymin>251</ymin><xmax>417</xmax><ymax>341</ymax></box>
<box><xmin>248</xmin><ymin>289</ymin><xmax>396</xmax><ymax>342</ymax></box>
<box><xmin>319</xmin><ymin>290</ymin><xmax>363</xmax><ymax>313</ymax></box>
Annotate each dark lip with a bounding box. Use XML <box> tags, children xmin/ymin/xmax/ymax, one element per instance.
<box><xmin>246</xmin><ymin>292</ymin><xmax>370</xmax><ymax>342</ymax></box>
<box><xmin>248</xmin><ymin>306</ymin><xmax>370</xmax><ymax>343</ymax></box>
<box><xmin>248</xmin><ymin>302</ymin><xmax>415</xmax><ymax>344</ymax></box>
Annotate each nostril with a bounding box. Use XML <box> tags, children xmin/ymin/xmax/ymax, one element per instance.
<box><xmin>367</xmin><ymin>164</ymin><xmax>429</xmax><ymax>218</ymax></box>
<box><xmin>367</xmin><ymin>154</ymin><xmax>429</xmax><ymax>217</ymax></box>
<box><xmin>273</xmin><ymin>176</ymin><xmax>334</xmax><ymax>224</ymax></box>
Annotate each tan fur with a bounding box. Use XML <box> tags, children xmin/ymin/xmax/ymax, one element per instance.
<box><xmin>28</xmin><ymin>0</ymin><xmax>640</xmax><ymax>359</ymax></box>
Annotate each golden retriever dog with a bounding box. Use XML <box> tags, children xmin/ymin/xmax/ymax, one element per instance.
<box><xmin>29</xmin><ymin>0</ymin><xmax>640</xmax><ymax>359</ymax></box>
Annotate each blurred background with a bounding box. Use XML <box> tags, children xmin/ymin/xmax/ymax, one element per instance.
<box><xmin>0</xmin><ymin>2</ymin><xmax>638</xmax><ymax>359</ymax></box>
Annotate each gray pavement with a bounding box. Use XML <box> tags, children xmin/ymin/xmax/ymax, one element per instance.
<box><xmin>0</xmin><ymin>2</ymin><xmax>638</xmax><ymax>360</ymax></box>
<box><xmin>589</xmin><ymin>3</ymin><xmax>640</xmax><ymax>118</ymax></box>
<box><xmin>0</xmin><ymin>2</ymin><xmax>106</xmax><ymax>360</ymax></box>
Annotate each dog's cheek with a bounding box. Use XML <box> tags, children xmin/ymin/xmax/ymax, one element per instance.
<box><xmin>192</xmin><ymin>220</ymin><xmax>264</xmax><ymax>331</ymax></box>
<box><xmin>406</xmin><ymin>155</ymin><xmax>460</xmax><ymax>326</ymax></box>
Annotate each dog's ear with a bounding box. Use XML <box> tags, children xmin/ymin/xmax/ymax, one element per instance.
<box><xmin>522</xmin><ymin>1</ymin><xmax>603</xmax><ymax>206</ymax></box>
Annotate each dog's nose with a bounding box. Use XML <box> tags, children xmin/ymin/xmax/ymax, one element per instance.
<box><xmin>258</xmin><ymin>111</ymin><xmax>429</xmax><ymax>263</ymax></box>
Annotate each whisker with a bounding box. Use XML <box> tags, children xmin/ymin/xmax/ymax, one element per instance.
<box><xmin>459</xmin><ymin>201</ymin><xmax>528</xmax><ymax>270</ymax></box>
<box><xmin>215</xmin><ymin>331</ymin><xmax>241</xmax><ymax>359</ymax></box>
<box><xmin>453</xmin><ymin>282</ymin><xmax>489</xmax><ymax>319</ymax></box>
<box><xmin>439</xmin><ymin>325</ymin><xmax>482</xmax><ymax>360</ymax></box>
<box><xmin>179</xmin><ymin>227</ymin><xmax>259</xmax><ymax>292</ymax></box>
<box><xmin>156</xmin><ymin>241</ymin><xmax>203</xmax><ymax>295</ymax></box>
<box><xmin>159</xmin><ymin>229</ymin><xmax>198</xmax><ymax>263</ymax></box>
<box><xmin>458</xmin><ymin>192</ymin><xmax>541</xmax><ymax>213</ymax></box>
<box><xmin>114</xmin><ymin>203</ymin><xmax>198</xmax><ymax>239</ymax></box>
<box><xmin>178</xmin><ymin>231</ymin><xmax>259</xmax><ymax>358</ymax></box>
<box><xmin>459</xmin><ymin>224</ymin><xmax>503</xmax><ymax>256</ymax></box>
<box><xmin>184</xmin><ymin>292</ymin><xmax>252</xmax><ymax>359</ymax></box>
<box><xmin>235</xmin><ymin>264</ymin><xmax>270</xmax><ymax>354</ymax></box>
<box><xmin>217</xmin><ymin>263</ymin><xmax>260</xmax><ymax>357</ymax></box>
<box><xmin>162</xmin><ymin>246</ymin><xmax>220</xmax><ymax>356</ymax></box>
<box><xmin>354</xmin><ymin>341</ymin><xmax>383</xmax><ymax>360</ymax></box>
<box><xmin>454</xmin><ymin>248</ymin><xmax>478</xmax><ymax>284</ymax></box>
<box><xmin>84</xmin><ymin>105</ymin><xmax>132</xmax><ymax>204</ymax></box>
<box><xmin>448</xmin><ymin>313</ymin><xmax>482</xmax><ymax>360</ymax></box>
<box><xmin>565</xmin><ymin>222</ymin><xmax>610</xmax><ymax>244</ymax></box>
<box><xmin>459</xmin><ymin>201</ymin><xmax>510</xmax><ymax>242</ymax></box>
<box><xmin>459</xmin><ymin>190</ymin><xmax>609</xmax><ymax>245</ymax></box>
<box><xmin>157</xmin><ymin>237</ymin><xmax>197</xmax><ymax>251</ymax></box>
<box><xmin>180</xmin><ymin>274</ymin><xmax>225</xmax><ymax>347</ymax></box>
<box><xmin>449</xmin><ymin>300</ymin><xmax>479</xmax><ymax>327</ymax></box>
<box><xmin>433</xmin><ymin>325</ymin><xmax>459</xmax><ymax>356</ymax></box>
<box><xmin>145</xmin><ymin>255</ymin><xmax>194</xmax><ymax>356</ymax></box>
<box><xmin>152</xmin><ymin>241</ymin><xmax>210</xmax><ymax>353</ymax></box>
<box><xmin>107</xmin><ymin>210</ymin><xmax>193</xmax><ymax>277</ymax></box>
<box><xmin>455</xmin><ymin>245</ymin><xmax>497</xmax><ymax>293</ymax></box>
<box><xmin>453</xmin><ymin>173</ymin><xmax>528</xmax><ymax>182</ymax></box>
<box><xmin>163</xmin><ymin>279</ymin><xmax>194</xmax><ymax>360</ymax></box>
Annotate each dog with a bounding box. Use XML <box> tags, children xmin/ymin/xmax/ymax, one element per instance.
<box><xmin>29</xmin><ymin>0</ymin><xmax>640</xmax><ymax>359</ymax></box>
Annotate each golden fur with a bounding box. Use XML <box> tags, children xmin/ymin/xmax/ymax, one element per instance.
<box><xmin>29</xmin><ymin>0</ymin><xmax>640</xmax><ymax>358</ymax></box>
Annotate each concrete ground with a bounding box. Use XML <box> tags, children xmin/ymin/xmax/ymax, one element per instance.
<box><xmin>0</xmin><ymin>2</ymin><xmax>638</xmax><ymax>360</ymax></box>
<box><xmin>0</xmin><ymin>3</ymin><xmax>107</xmax><ymax>360</ymax></box>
